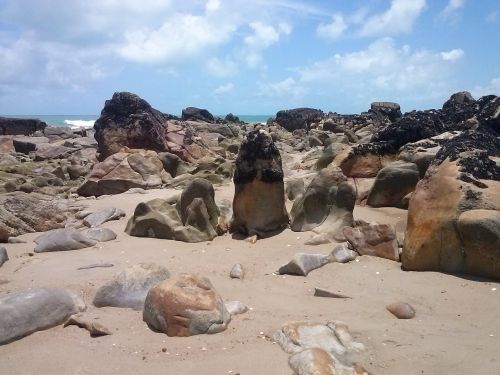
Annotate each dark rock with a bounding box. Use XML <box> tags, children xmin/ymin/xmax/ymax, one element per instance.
<box><xmin>275</xmin><ymin>108</ymin><xmax>324</xmax><ymax>132</ymax></box>
<box><xmin>369</xmin><ymin>101</ymin><xmax>402</xmax><ymax>122</ymax></box>
<box><xmin>12</xmin><ymin>136</ymin><xmax>50</xmax><ymax>154</ymax></box>
<box><xmin>0</xmin><ymin>246</ymin><xmax>8</xmax><ymax>267</ymax></box>
<box><xmin>442</xmin><ymin>91</ymin><xmax>475</xmax><ymax>111</ymax></box>
<box><xmin>181</xmin><ymin>107</ymin><xmax>214</xmax><ymax>122</ymax></box>
<box><xmin>0</xmin><ymin>117</ymin><xmax>47</xmax><ymax>136</ymax></box>
<box><xmin>225</xmin><ymin>113</ymin><xmax>240</xmax><ymax>123</ymax></box>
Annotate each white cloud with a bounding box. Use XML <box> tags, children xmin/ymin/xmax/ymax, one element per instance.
<box><xmin>213</xmin><ymin>82</ymin><xmax>234</xmax><ymax>94</ymax></box>
<box><xmin>258</xmin><ymin>77</ymin><xmax>304</xmax><ymax>98</ymax></box>
<box><xmin>440</xmin><ymin>48</ymin><xmax>464</xmax><ymax>61</ymax></box>
<box><xmin>359</xmin><ymin>0</ymin><xmax>426</xmax><ymax>37</ymax></box>
<box><xmin>316</xmin><ymin>14</ymin><xmax>347</xmax><ymax>39</ymax></box>
<box><xmin>206</xmin><ymin>57</ymin><xmax>239</xmax><ymax>78</ymax></box>
<box><xmin>440</xmin><ymin>0</ymin><xmax>465</xmax><ymax>18</ymax></box>
<box><xmin>205</xmin><ymin>0</ymin><xmax>220</xmax><ymax>12</ymax></box>
<box><xmin>243</xmin><ymin>21</ymin><xmax>292</xmax><ymax>67</ymax></box>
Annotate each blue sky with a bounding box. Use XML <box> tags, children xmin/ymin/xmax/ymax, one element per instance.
<box><xmin>0</xmin><ymin>0</ymin><xmax>499</xmax><ymax>115</ymax></box>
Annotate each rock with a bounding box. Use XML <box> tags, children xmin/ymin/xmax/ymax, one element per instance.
<box><xmin>0</xmin><ymin>193</ymin><xmax>70</xmax><ymax>242</ymax></box>
<box><xmin>366</xmin><ymin>161</ymin><xmax>420</xmax><ymax>208</ymax></box>
<box><xmin>343</xmin><ymin>224</ymin><xmax>399</xmax><ymax>261</ymax></box>
<box><xmin>278</xmin><ymin>253</ymin><xmax>331</xmax><ymax>276</ymax></box>
<box><xmin>285</xmin><ymin>178</ymin><xmax>305</xmax><ymax>201</ymax></box>
<box><xmin>157</xmin><ymin>152</ymin><xmax>190</xmax><ymax>177</ymax></box>
<box><xmin>12</xmin><ymin>136</ymin><xmax>50</xmax><ymax>154</ymax></box>
<box><xmin>34</xmin><ymin>143</ymin><xmax>73</xmax><ymax>161</ymax></box>
<box><xmin>386</xmin><ymin>302</ymin><xmax>416</xmax><ymax>319</ymax></box>
<box><xmin>225</xmin><ymin>300</ymin><xmax>248</xmax><ymax>316</ymax></box>
<box><xmin>229</xmin><ymin>263</ymin><xmax>244</xmax><ymax>279</ymax></box>
<box><xmin>83</xmin><ymin>207</ymin><xmax>126</xmax><ymax>227</ymax></box>
<box><xmin>274</xmin><ymin>321</ymin><xmax>366</xmax><ymax>375</ymax></box>
<box><xmin>143</xmin><ymin>273</ymin><xmax>230</xmax><ymax>337</ymax></box>
<box><xmin>93</xmin><ymin>263</ymin><xmax>170</xmax><ymax>310</ymax></box>
<box><xmin>81</xmin><ymin>228</ymin><xmax>117</xmax><ymax>242</ymax></box>
<box><xmin>275</xmin><ymin>108</ymin><xmax>324</xmax><ymax>132</ymax></box>
<box><xmin>0</xmin><ymin>153</ymin><xmax>17</xmax><ymax>165</ymax></box>
<box><xmin>64</xmin><ymin>315</ymin><xmax>112</xmax><ymax>337</ymax></box>
<box><xmin>330</xmin><ymin>243</ymin><xmax>358</xmax><ymax>263</ymax></box>
<box><xmin>402</xmin><ymin>126</ymin><xmax>500</xmax><ymax>279</ymax></box>
<box><xmin>34</xmin><ymin>228</ymin><xmax>97</xmax><ymax>253</ymax></box>
<box><xmin>67</xmin><ymin>164</ymin><xmax>89</xmax><ymax>180</ymax></box>
<box><xmin>19</xmin><ymin>182</ymin><xmax>35</xmax><ymax>193</ymax></box>
<box><xmin>230</xmin><ymin>130</ymin><xmax>288</xmax><ymax>236</ymax></box>
<box><xmin>290</xmin><ymin>168</ymin><xmax>355</xmax><ymax>243</ymax></box>
<box><xmin>179</xmin><ymin>178</ymin><xmax>219</xmax><ymax>231</ymax></box>
<box><xmin>44</xmin><ymin>126</ymin><xmax>78</xmax><ymax>141</ymax></box>
<box><xmin>0</xmin><ymin>287</ymin><xmax>85</xmax><ymax>345</ymax></box>
<box><xmin>0</xmin><ymin>247</ymin><xmax>8</xmax><ymax>268</ymax></box>
<box><xmin>313</xmin><ymin>288</ymin><xmax>350</xmax><ymax>299</ymax></box>
<box><xmin>225</xmin><ymin>113</ymin><xmax>240</xmax><ymax>123</ymax></box>
<box><xmin>0</xmin><ymin>117</ymin><xmax>47</xmax><ymax>136</ymax></box>
<box><xmin>181</xmin><ymin>107</ymin><xmax>214</xmax><ymax>122</ymax></box>
<box><xmin>316</xmin><ymin>142</ymin><xmax>347</xmax><ymax>170</ymax></box>
<box><xmin>77</xmin><ymin>150</ymin><xmax>164</xmax><ymax>196</ymax></box>
<box><xmin>7</xmin><ymin>237</ymin><xmax>26</xmax><ymax>244</ymax></box>
<box><xmin>442</xmin><ymin>91</ymin><xmax>475</xmax><ymax>111</ymax></box>
<box><xmin>369</xmin><ymin>101</ymin><xmax>402</xmax><ymax>122</ymax></box>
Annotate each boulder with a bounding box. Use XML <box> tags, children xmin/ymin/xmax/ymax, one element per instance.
<box><xmin>125</xmin><ymin>179</ymin><xmax>220</xmax><ymax>242</ymax></box>
<box><xmin>285</xmin><ymin>178</ymin><xmax>305</xmax><ymax>201</ymax></box>
<box><xmin>275</xmin><ymin>108</ymin><xmax>324</xmax><ymax>132</ymax></box>
<box><xmin>43</xmin><ymin>126</ymin><xmax>78</xmax><ymax>141</ymax></box>
<box><xmin>34</xmin><ymin>228</ymin><xmax>97</xmax><ymax>253</ymax></box>
<box><xmin>93</xmin><ymin>263</ymin><xmax>170</xmax><ymax>310</ymax></box>
<box><xmin>77</xmin><ymin>150</ymin><xmax>164</xmax><ymax>196</ymax></box>
<box><xmin>81</xmin><ymin>228</ymin><xmax>117</xmax><ymax>242</ymax></box>
<box><xmin>343</xmin><ymin>224</ymin><xmax>399</xmax><ymax>261</ymax></box>
<box><xmin>369</xmin><ymin>101</ymin><xmax>402</xmax><ymax>122</ymax></box>
<box><xmin>0</xmin><ymin>287</ymin><xmax>85</xmax><ymax>345</ymax></box>
<box><xmin>67</xmin><ymin>164</ymin><xmax>89</xmax><ymax>180</ymax></box>
<box><xmin>442</xmin><ymin>91</ymin><xmax>475</xmax><ymax>111</ymax></box>
<box><xmin>0</xmin><ymin>117</ymin><xmax>47</xmax><ymax>136</ymax></box>
<box><xmin>181</xmin><ymin>107</ymin><xmax>214</xmax><ymax>122</ymax></box>
<box><xmin>143</xmin><ymin>273</ymin><xmax>230</xmax><ymax>336</ymax></box>
<box><xmin>0</xmin><ymin>193</ymin><xmax>70</xmax><ymax>242</ymax></box>
<box><xmin>83</xmin><ymin>207</ymin><xmax>126</xmax><ymax>227</ymax></box>
<box><xmin>34</xmin><ymin>143</ymin><xmax>73</xmax><ymax>161</ymax></box>
<box><xmin>366</xmin><ymin>161</ymin><xmax>420</xmax><ymax>208</ymax></box>
<box><xmin>278</xmin><ymin>253</ymin><xmax>331</xmax><ymax>276</ymax></box>
<box><xmin>0</xmin><ymin>246</ymin><xmax>8</xmax><ymax>267</ymax></box>
<box><xmin>12</xmin><ymin>136</ymin><xmax>50</xmax><ymax>154</ymax></box>
<box><xmin>290</xmin><ymin>168</ymin><xmax>355</xmax><ymax>243</ymax></box>
<box><xmin>230</xmin><ymin>130</ymin><xmax>288</xmax><ymax>236</ymax></box>
<box><xmin>402</xmin><ymin>126</ymin><xmax>500</xmax><ymax>279</ymax></box>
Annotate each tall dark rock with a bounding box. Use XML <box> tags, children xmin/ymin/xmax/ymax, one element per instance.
<box><xmin>275</xmin><ymin>108</ymin><xmax>324</xmax><ymax>132</ymax></box>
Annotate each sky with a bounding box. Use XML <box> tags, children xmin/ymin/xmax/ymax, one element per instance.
<box><xmin>0</xmin><ymin>0</ymin><xmax>499</xmax><ymax>116</ymax></box>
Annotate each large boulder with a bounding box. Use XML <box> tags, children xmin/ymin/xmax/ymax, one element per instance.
<box><xmin>290</xmin><ymin>167</ymin><xmax>355</xmax><ymax>244</ymax></box>
<box><xmin>275</xmin><ymin>108</ymin><xmax>324</xmax><ymax>132</ymax></box>
<box><xmin>125</xmin><ymin>179</ymin><xmax>221</xmax><ymax>242</ymax></box>
<box><xmin>366</xmin><ymin>161</ymin><xmax>420</xmax><ymax>208</ymax></box>
<box><xmin>93</xmin><ymin>263</ymin><xmax>170</xmax><ymax>310</ymax></box>
<box><xmin>230</xmin><ymin>130</ymin><xmax>288</xmax><ymax>236</ymax></box>
<box><xmin>34</xmin><ymin>228</ymin><xmax>97</xmax><ymax>253</ymax></box>
<box><xmin>181</xmin><ymin>107</ymin><xmax>214</xmax><ymax>122</ymax></box>
<box><xmin>0</xmin><ymin>287</ymin><xmax>86</xmax><ymax>345</ymax></box>
<box><xmin>77</xmin><ymin>149</ymin><xmax>164</xmax><ymax>196</ymax></box>
<box><xmin>143</xmin><ymin>273</ymin><xmax>230</xmax><ymax>337</ymax></box>
<box><xmin>402</xmin><ymin>126</ymin><xmax>500</xmax><ymax>279</ymax></box>
<box><xmin>0</xmin><ymin>193</ymin><xmax>70</xmax><ymax>242</ymax></box>
<box><xmin>369</xmin><ymin>101</ymin><xmax>402</xmax><ymax>122</ymax></box>
<box><xmin>0</xmin><ymin>117</ymin><xmax>47</xmax><ymax>136</ymax></box>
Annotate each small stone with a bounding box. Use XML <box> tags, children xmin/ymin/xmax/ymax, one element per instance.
<box><xmin>229</xmin><ymin>263</ymin><xmax>244</xmax><ymax>279</ymax></box>
<box><xmin>386</xmin><ymin>302</ymin><xmax>415</xmax><ymax>319</ymax></box>
<box><xmin>313</xmin><ymin>288</ymin><xmax>350</xmax><ymax>299</ymax></box>
<box><xmin>245</xmin><ymin>235</ymin><xmax>258</xmax><ymax>244</ymax></box>
<box><xmin>225</xmin><ymin>301</ymin><xmax>248</xmax><ymax>316</ymax></box>
<box><xmin>162</xmin><ymin>347</ymin><xmax>167</xmax><ymax>352</ymax></box>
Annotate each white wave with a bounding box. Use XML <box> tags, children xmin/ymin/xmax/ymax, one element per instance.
<box><xmin>64</xmin><ymin>119</ymin><xmax>95</xmax><ymax>129</ymax></box>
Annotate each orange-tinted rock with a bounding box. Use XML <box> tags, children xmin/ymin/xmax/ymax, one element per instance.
<box><xmin>386</xmin><ymin>302</ymin><xmax>415</xmax><ymax>319</ymax></box>
<box><xmin>343</xmin><ymin>223</ymin><xmax>399</xmax><ymax>261</ymax></box>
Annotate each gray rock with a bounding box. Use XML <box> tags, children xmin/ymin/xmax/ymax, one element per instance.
<box><xmin>229</xmin><ymin>263</ymin><xmax>244</xmax><ymax>279</ymax></box>
<box><xmin>34</xmin><ymin>143</ymin><xmax>73</xmax><ymax>161</ymax></box>
<box><xmin>83</xmin><ymin>207</ymin><xmax>125</xmax><ymax>227</ymax></box>
<box><xmin>0</xmin><ymin>287</ymin><xmax>86</xmax><ymax>345</ymax></box>
<box><xmin>285</xmin><ymin>178</ymin><xmax>305</xmax><ymax>201</ymax></box>
<box><xmin>278</xmin><ymin>253</ymin><xmax>330</xmax><ymax>276</ymax></box>
<box><xmin>225</xmin><ymin>300</ymin><xmax>248</xmax><ymax>316</ymax></box>
<box><xmin>93</xmin><ymin>263</ymin><xmax>170</xmax><ymax>310</ymax></box>
<box><xmin>330</xmin><ymin>243</ymin><xmax>358</xmax><ymax>263</ymax></box>
<box><xmin>0</xmin><ymin>247</ymin><xmax>8</xmax><ymax>268</ymax></box>
<box><xmin>82</xmin><ymin>228</ymin><xmax>117</xmax><ymax>242</ymax></box>
<box><xmin>34</xmin><ymin>228</ymin><xmax>97</xmax><ymax>253</ymax></box>
<box><xmin>12</xmin><ymin>136</ymin><xmax>49</xmax><ymax>154</ymax></box>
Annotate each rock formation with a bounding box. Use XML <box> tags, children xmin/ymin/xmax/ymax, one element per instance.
<box><xmin>275</xmin><ymin>108</ymin><xmax>324</xmax><ymax>132</ymax></box>
<box><xmin>0</xmin><ymin>117</ymin><xmax>47</xmax><ymax>136</ymax></box>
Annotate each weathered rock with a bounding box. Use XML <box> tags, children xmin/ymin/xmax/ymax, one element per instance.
<box><xmin>34</xmin><ymin>228</ymin><xmax>97</xmax><ymax>253</ymax></box>
<box><xmin>181</xmin><ymin>107</ymin><xmax>214</xmax><ymax>122</ymax></box>
<box><xmin>278</xmin><ymin>253</ymin><xmax>331</xmax><ymax>276</ymax></box>
<box><xmin>0</xmin><ymin>246</ymin><xmax>8</xmax><ymax>267</ymax></box>
<box><xmin>179</xmin><ymin>178</ymin><xmax>219</xmax><ymax>231</ymax></box>
<box><xmin>316</xmin><ymin>142</ymin><xmax>347</xmax><ymax>170</ymax></box>
<box><xmin>225</xmin><ymin>300</ymin><xmax>248</xmax><ymax>316</ymax></box>
<box><xmin>369</xmin><ymin>101</ymin><xmax>402</xmax><ymax>122</ymax></box>
<box><xmin>81</xmin><ymin>227</ymin><xmax>117</xmax><ymax>242</ymax></box>
<box><xmin>34</xmin><ymin>143</ymin><xmax>73</xmax><ymax>161</ymax></box>
<box><xmin>285</xmin><ymin>178</ymin><xmax>305</xmax><ymax>201</ymax></box>
<box><xmin>143</xmin><ymin>273</ymin><xmax>230</xmax><ymax>337</ymax></box>
<box><xmin>157</xmin><ymin>152</ymin><xmax>190</xmax><ymax>177</ymax></box>
<box><xmin>229</xmin><ymin>263</ymin><xmax>244</xmax><ymax>279</ymax></box>
<box><xmin>0</xmin><ymin>117</ymin><xmax>47</xmax><ymax>136</ymax></box>
<box><xmin>343</xmin><ymin>224</ymin><xmax>399</xmax><ymax>261</ymax></box>
<box><xmin>0</xmin><ymin>193</ymin><xmax>70</xmax><ymax>242</ymax></box>
<box><xmin>0</xmin><ymin>287</ymin><xmax>86</xmax><ymax>345</ymax></box>
<box><xmin>386</xmin><ymin>302</ymin><xmax>415</xmax><ymax>319</ymax></box>
<box><xmin>64</xmin><ymin>315</ymin><xmax>112</xmax><ymax>337</ymax></box>
<box><xmin>230</xmin><ymin>130</ymin><xmax>288</xmax><ymax>236</ymax></box>
<box><xmin>12</xmin><ymin>136</ymin><xmax>50</xmax><ymax>154</ymax></box>
<box><xmin>93</xmin><ymin>263</ymin><xmax>170</xmax><ymax>310</ymax></box>
<box><xmin>275</xmin><ymin>108</ymin><xmax>324</xmax><ymax>132</ymax></box>
<box><xmin>442</xmin><ymin>91</ymin><xmax>475</xmax><ymax>111</ymax></box>
<box><xmin>366</xmin><ymin>161</ymin><xmax>419</xmax><ymax>208</ymax></box>
<box><xmin>330</xmin><ymin>243</ymin><xmax>358</xmax><ymax>263</ymax></box>
<box><xmin>290</xmin><ymin>168</ymin><xmax>355</xmax><ymax>244</ymax></box>
<box><xmin>77</xmin><ymin>150</ymin><xmax>164</xmax><ymax>196</ymax></box>
<box><xmin>67</xmin><ymin>164</ymin><xmax>89</xmax><ymax>180</ymax></box>
<box><xmin>83</xmin><ymin>207</ymin><xmax>126</xmax><ymax>227</ymax></box>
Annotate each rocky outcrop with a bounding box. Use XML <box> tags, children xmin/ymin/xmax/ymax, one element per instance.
<box><xmin>77</xmin><ymin>149</ymin><xmax>164</xmax><ymax>196</ymax></box>
<box><xmin>230</xmin><ymin>130</ymin><xmax>288</xmax><ymax>236</ymax></box>
<box><xmin>0</xmin><ymin>288</ymin><xmax>85</xmax><ymax>345</ymax></box>
<box><xmin>125</xmin><ymin>178</ymin><xmax>221</xmax><ymax>242</ymax></box>
<box><xmin>181</xmin><ymin>107</ymin><xmax>214</xmax><ymax>122</ymax></box>
<box><xmin>275</xmin><ymin>108</ymin><xmax>324</xmax><ymax>132</ymax></box>
<box><xmin>0</xmin><ymin>117</ymin><xmax>47</xmax><ymax>136</ymax></box>
<box><xmin>143</xmin><ymin>273</ymin><xmax>230</xmax><ymax>337</ymax></box>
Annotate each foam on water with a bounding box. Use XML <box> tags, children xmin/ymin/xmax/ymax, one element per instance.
<box><xmin>64</xmin><ymin>119</ymin><xmax>95</xmax><ymax>129</ymax></box>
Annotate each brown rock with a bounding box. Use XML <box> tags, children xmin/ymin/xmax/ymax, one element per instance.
<box><xmin>343</xmin><ymin>223</ymin><xmax>399</xmax><ymax>261</ymax></box>
<box><xmin>386</xmin><ymin>302</ymin><xmax>415</xmax><ymax>319</ymax></box>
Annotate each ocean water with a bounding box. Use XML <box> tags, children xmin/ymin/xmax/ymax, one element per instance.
<box><xmin>1</xmin><ymin>114</ymin><xmax>273</xmax><ymax>129</ymax></box>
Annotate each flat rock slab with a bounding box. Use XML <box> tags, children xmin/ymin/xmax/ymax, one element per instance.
<box><xmin>82</xmin><ymin>228</ymin><xmax>117</xmax><ymax>242</ymax></box>
<box><xmin>313</xmin><ymin>288</ymin><xmax>351</xmax><ymax>299</ymax></box>
<box><xmin>278</xmin><ymin>253</ymin><xmax>330</xmax><ymax>276</ymax></box>
<box><xmin>0</xmin><ymin>246</ymin><xmax>8</xmax><ymax>268</ymax></box>
<box><xmin>0</xmin><ymin>287</ymin><xmax>86</xmax><ymax>345</ymax></box>
<box><xmin>83</xmin><ymin>207</ymin><xmax>125</xmax><ymax>228</ymax></box>
<box><xmin>34</xmin><ymin>228</ymin><xmax>97</xmax><ymax>253</ymax></box>
<box><xmin>93</xmin><ymin>263</ymin><xmax>170</xmax><ymax>310</ymax></box>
